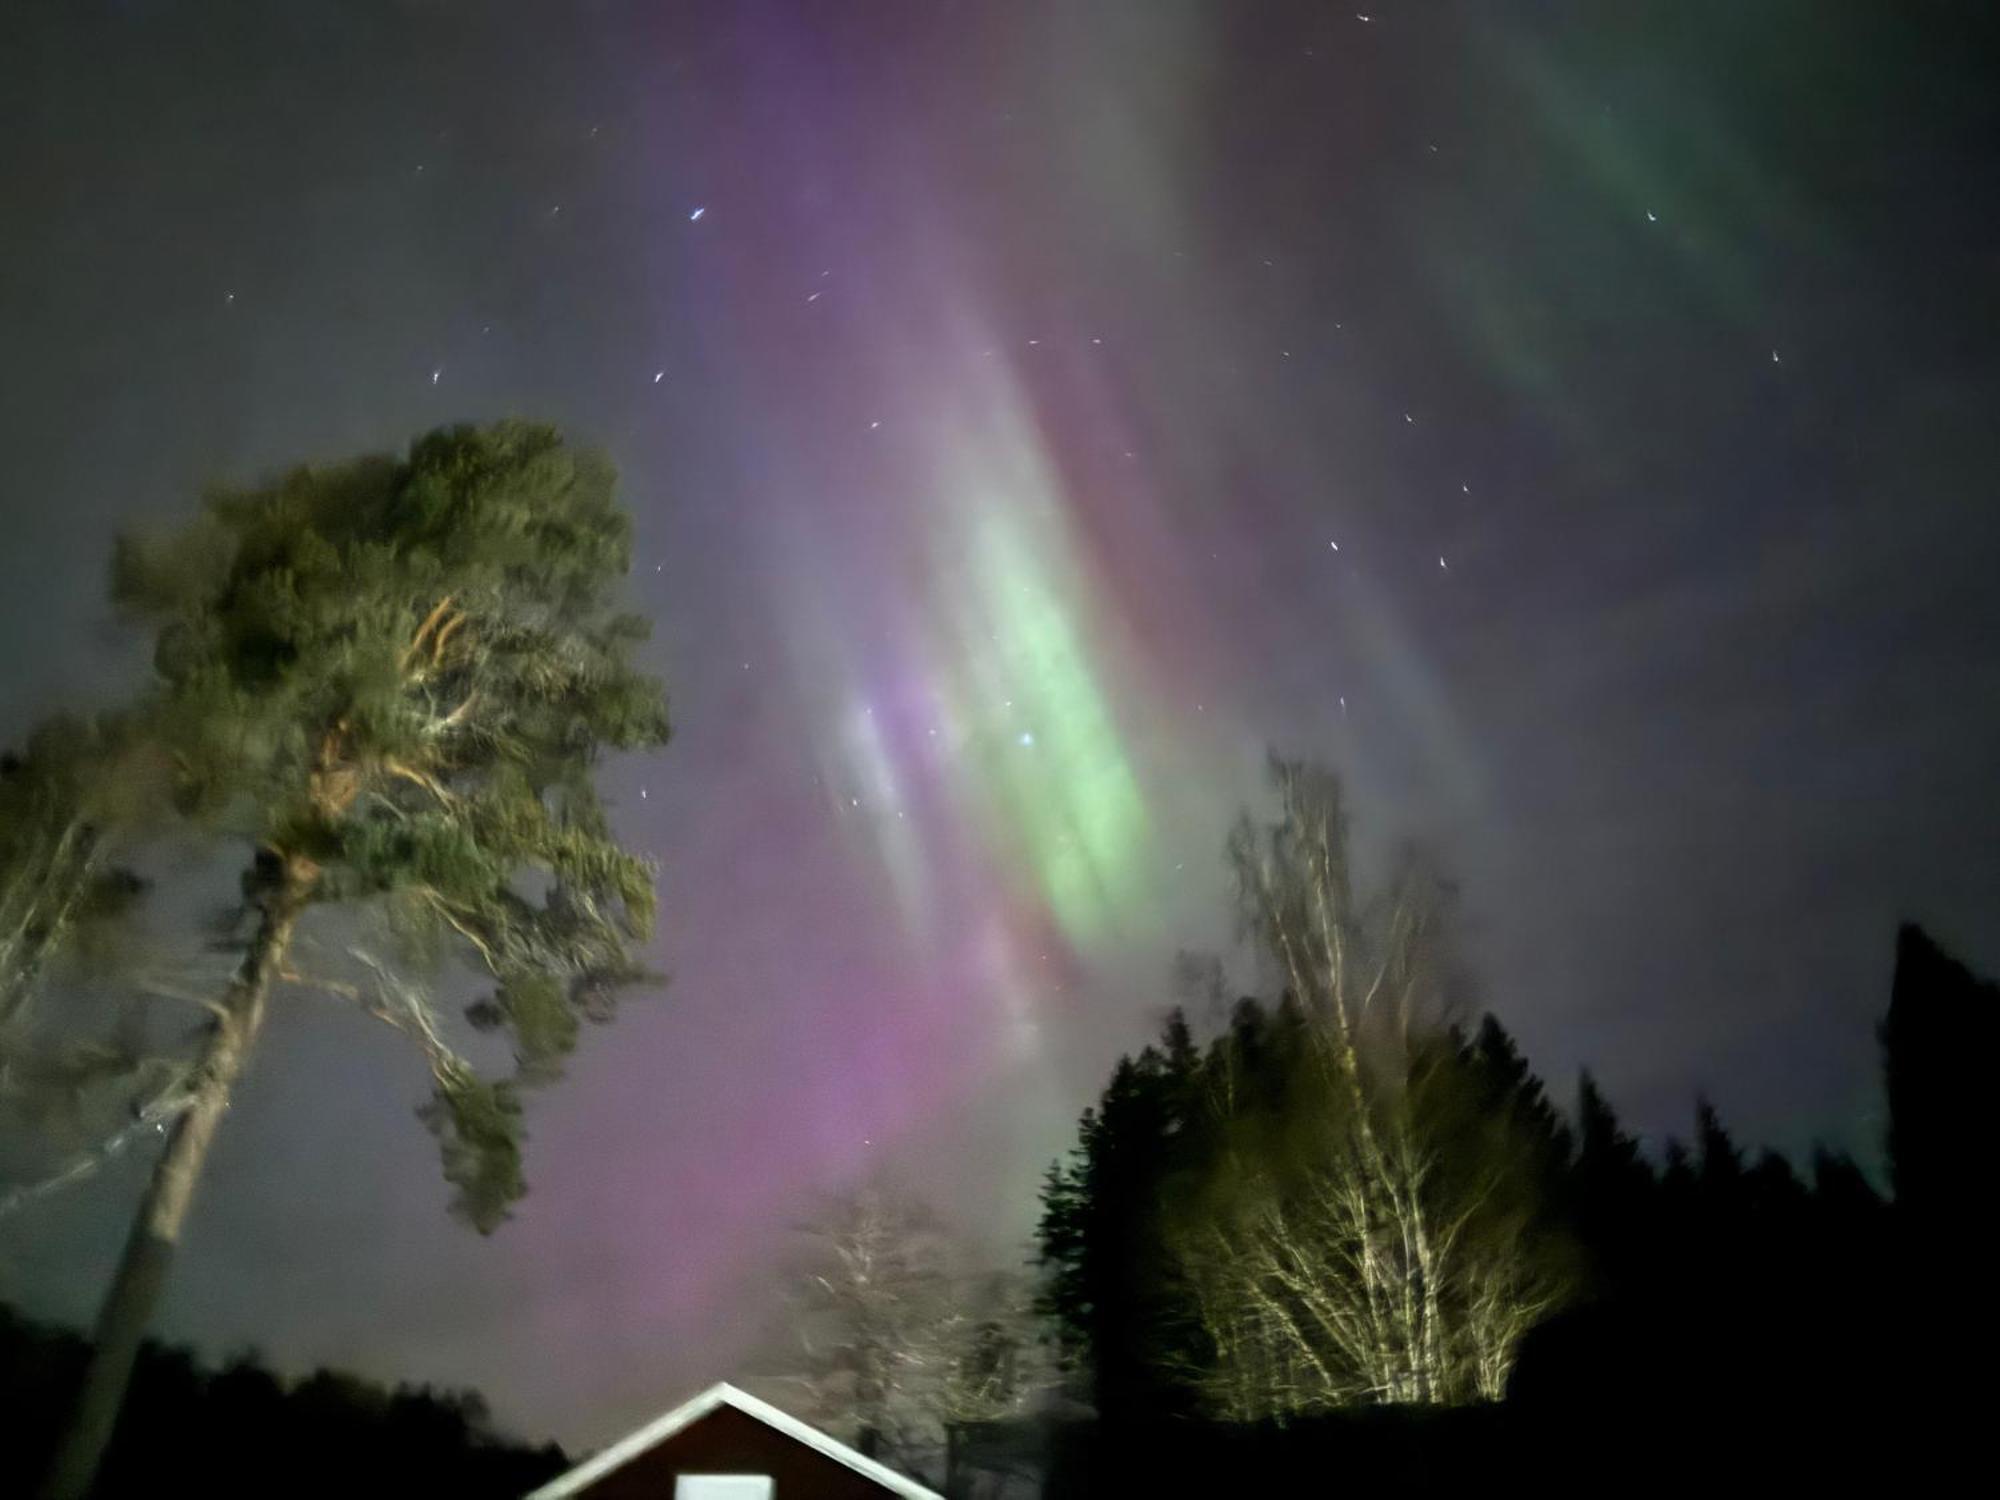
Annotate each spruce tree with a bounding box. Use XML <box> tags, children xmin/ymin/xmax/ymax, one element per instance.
<box><xmin>31</xmin><ymin>421</ymin><xmax>669</xmax><ymax>1500</ymax></box>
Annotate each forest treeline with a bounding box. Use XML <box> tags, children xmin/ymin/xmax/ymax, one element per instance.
<box><xmin>777</xmin><ymin>759</ymin><xmax>1992</xmax><ymax>1494</ymax></box>
<box><xmin>0</xmin><ymin>1305</ymin><xmax>566</xmax><ymax>1498</ymax></box>
<box><xmin>1020</xmin><ymin>932</ymin><xmax>1989</xmax><ymax>1487</ymax></box>
<box><xmin>1018</xmin><ymin>760</ymin><xmax>1993</xmax><ymax>1489</ymax></box>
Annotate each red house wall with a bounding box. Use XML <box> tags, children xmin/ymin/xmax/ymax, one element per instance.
<box><xmin>571</xmin><ymin>1405</ymin><xmax>913</xmax><ymax>1499</ymax></box>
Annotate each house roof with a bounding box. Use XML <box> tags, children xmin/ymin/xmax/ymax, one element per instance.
<box><xmin>523</xmin><ymin>1382</ymin><xmax>945</xmax><ymax>1500</ymax></box>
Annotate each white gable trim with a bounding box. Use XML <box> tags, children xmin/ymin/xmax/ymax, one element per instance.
<box><xmin>524</xmin><ymin>1382</ymin><xmax>944</xmax><ymax>1500</ymax></box>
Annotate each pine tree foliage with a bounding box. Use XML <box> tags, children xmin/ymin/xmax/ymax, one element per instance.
<box><xmin>13</xmin><ymin>423</ymin><xmax>670</xmax><ymax>1500</ymax></box>
<box><xmin>98</xmin><ymin>420</ymin><xmax>670</xmax><ymax>1229</ymax></box>
<box><xmin>0</xmin><ymin>719</ymin><xmax>154</xmax><ymax>1033</ymax></box>
<box><xmin>3</xmin><ymin>420</ymin><xmax>669</xmax><ymax>1236</ymax></box>
<box><xmin>0</xmin><ymin>721</ymin><xmax>176</xmax><ymax>1218</ymax></box>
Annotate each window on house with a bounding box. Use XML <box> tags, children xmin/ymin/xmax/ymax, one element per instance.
<box><xmin>674</xmin><ymin>1478</ymin><xmax>774</xmax><ymax>1500</ymax></box>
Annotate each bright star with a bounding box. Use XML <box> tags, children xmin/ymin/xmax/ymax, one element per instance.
<box><xmin>689</xmin><ymin>205</ymin><xmax>706</xmax><ymax>221</ymax></box>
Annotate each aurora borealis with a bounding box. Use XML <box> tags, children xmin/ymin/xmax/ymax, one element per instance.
<box><xmin>4</xmin><ymin>0</ymin><xmax>2000</xmax><ymax>1451</ymax></box>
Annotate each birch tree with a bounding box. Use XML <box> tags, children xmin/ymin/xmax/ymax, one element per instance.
<box><xmin>1172</xmin><ymin>757</ymin><xmax>1575</xmax><ymax>1413</ymax></box>
<box><xmin>785</xmin><ymin>1188</ymin><xmax>1049</xmax><ymax>1490</ymax></box>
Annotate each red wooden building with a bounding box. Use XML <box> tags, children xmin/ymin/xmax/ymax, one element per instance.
<box><xmin>523</xmin><ymin>1383</ymin><xmax>943</xmax><ymax>1500</ymax></box>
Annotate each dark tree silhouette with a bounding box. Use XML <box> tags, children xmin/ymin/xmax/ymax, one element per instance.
<box><xmin>0</xmin><ymin>1305</ymin><xmax>565</xmax><ymax>1498</ymax></box>
<box><xmin>1882</xmin><ymin>922</ymin><xmax>1997</xmax><ymax>1233</ymax></box>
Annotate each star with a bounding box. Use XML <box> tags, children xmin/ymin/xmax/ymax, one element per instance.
<box><xmin>688</xmin><ymin>205</ymin><xmax>706</xmax><ymax>221</ymax></box>
<box><xmin>1019</xmin><ymin>732</ymin><xmax>1036</xmax><ymax>747</ymax></box>
<box><xmin>224</xmin><ymin>292</ymin><xmax>235</xmax><ymax>304</ymax></box>
<box><xmin>1330</xmin><ymin>540</ymin><xmax>1340</xmax><ymax>551</ymax></box>
<box><xmin>869</xmin><ymin>420</ymin><xmax>881</xmax><ymax>430</ymax></box>
<box><xmin>806</xmin><ymin>290</ymin><xmax>822</xmax><ymax>302</ymax></box>
<box><xmin>1462</xmin><ymin>483</ymin><xmax>1471</xmax><ymax>494</ymax></box>
<box><xmin>1439</xmin><ymin>556</ymin><xmax>1449</xmax><ymax>570</ymax></box>
<box><xmin>653</xmin><ymin>371</ymin><xmax>664</xmax><ymax>383</ymax></box>
<box><xmin>1405</xmin><ymin>413</ymin><xmax>1414</xmax><ymax>424</ymax></box>
<box><xmin>1646</xmin><ymin>210</ymin><xmax>1658</xmax><ymax>222</ymax></box>
<box><xmin>639</xmin><ymin>787</ymin><xmax>648</xmax><ymax>800</ymax></box>
<box><xmin>430</xmin><ymin>368</ymin><xmax>442</xmax><ymax>385</ymax></box>
<box><xmin>1771</xmin><ymin>349</ymin><xmax>1782</xmax><ymax>364</ymax></box>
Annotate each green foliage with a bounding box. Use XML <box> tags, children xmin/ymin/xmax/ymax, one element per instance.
<box><xmin>419</xmin><ymin>1069</ymin><xmax>525</xmax><ymax>1235</ymax></box>
<box><xmin>11</xmin><ymin>420</ymin><xmax>669</xmax><ymax>1230</ymax></box>
<box><xmin>0</xmin><ymin>720</ymin><xmax>154</xmax><ymax>1025</ymax></box>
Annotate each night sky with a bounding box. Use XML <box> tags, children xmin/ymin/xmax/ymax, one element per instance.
<box><xmin>4</xmin><ymin>0</ymin><xmax>1999</xmax><ymax>1449</ymax></box>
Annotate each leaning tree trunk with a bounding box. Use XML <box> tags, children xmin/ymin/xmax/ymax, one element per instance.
<box><xmin>37</xmin><ymin>876</ymin><xmax>310</xmax><ymax>1500</ymax></box>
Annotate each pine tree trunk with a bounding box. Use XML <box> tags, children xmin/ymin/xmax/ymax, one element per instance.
<box><xmin>37</xmin><ymin>879</ymin><xmax>308</xmax><ymax>1500</ymax></box>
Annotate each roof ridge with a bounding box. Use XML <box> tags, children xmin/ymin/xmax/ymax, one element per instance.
<box><xmin>523</xmin><ymin>1380</ymin><xmax>943</xmax><ymax>1500</ymax></box>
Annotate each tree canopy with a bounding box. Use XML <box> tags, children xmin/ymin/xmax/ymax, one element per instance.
<box><xmin>6</xmin><ymin>420</ymin><xmax>671</xmax><ymax>1500</ymax></box>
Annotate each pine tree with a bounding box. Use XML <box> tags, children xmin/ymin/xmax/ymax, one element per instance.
<box><xmin>1881</xmin><ymin>922</ymin><xmax>1997</xmax><ymax>1231</ymax></box>
<box><xmin>29</xmin><ymin>421</ymin><xmax>670</xmax><ymax>1500</ymax></box>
